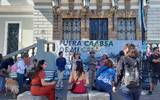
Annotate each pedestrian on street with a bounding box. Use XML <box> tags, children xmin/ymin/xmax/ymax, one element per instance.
<box><xmin>117</xmin><ymin>46</ymin><xmax>141</xmax><ymax>100</ymax></box>
<box><xmin>87</xmin><ymin>50</ymin><xmax>97</xmax><ymax>90</ymax></box>
<box><xmin>148</xmin><ymin>47</ymin><xmax>160</xmax><ymax>94</ymax></box>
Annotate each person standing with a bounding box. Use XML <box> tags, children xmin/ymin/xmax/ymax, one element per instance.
<box><xmin>71</xmin><ymin>52</ymin><xmax>81</xmax><ymax>72</ymax></box>
<box><xmin>0</xmin><ymin>53</ymin><xmax>4</xmax><ymax>93</ymax></box>
<box><xmin>116</xmin><ymin>44</ymin><xmax>136</xmax><ymax>86</ymax></box>
<box><xmin>0</xmin><ymin>57</ymin><xmax>14</xmax><ymax>93</ymax></box>
<box><xmin>56</xmin><ymin>51</ymin><xmax>66</xmax><ymax>88</ymax></box>
<box><xmin>16</xmin><ymin>54</ymin><xmax>28</xmax><ymax>94</ymax></box>
<box><xmin>27</xmin><ymin>58</ymin><xmax>38</xmax><ymax>86</ymax></box>
<box><xmin>87</xmin><ymin>50</ymin><xmax>97</xmax><ymax>89</ymax></box>
<box><xmin>30</xmin><ymin>60</ymin><xmax>55</xmax><ymax>100</ymax></box>
<box><xmin>0</xmin><ymin>54</ymin><xmax>2</xmax><ymax>65</ymax></box>
<box><xmin>148</xmin><ymin>47</ymin><xmax>160</xmax><ymax>94</ymax></box>
<box><xmin>117</xmin><ymin>47</ymin><xmax>141</xmax><ymax>100</ymax></box>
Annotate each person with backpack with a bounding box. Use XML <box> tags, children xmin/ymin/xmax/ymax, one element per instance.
<box><xmin>117</xmin><ymin>47</ymin><xmax>141</xmax><ymax>100</ymax></box>
<box><xmin>148</xmin><ymin>47</ymin><xmax>160</xmax><ymax>94</ymax></box>
<box><xmin>95</xmin><ymin>59</ymin><xmax>116</xmax><ymax>100</ymax></box>
<box><xmin>116</xmin><ymin>44</ymin><xmax>136</xmax><ymax>87</ymax></box>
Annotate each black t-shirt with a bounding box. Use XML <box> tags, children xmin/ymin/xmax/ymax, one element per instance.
<box><xmin>0</xmin><ymin>58</ymin><xmax>14</xmax><ymax>70</ymax></box>
<box><xmin>150</xmin><ymin>54</ymin><xmax>160</xmax><ymax>73</ymax></box>
<box><xmin>117</xmin><ymin>50</ymin><xmax>125</xmax><ymax>63</ymax></box>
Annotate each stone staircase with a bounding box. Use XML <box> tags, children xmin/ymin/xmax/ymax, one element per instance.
<box><xmin>4</xmin><ymin>39</ymin><xmax>57</xmax><ymax>79</ymax></box>
<box><xmin>147</xmin><ymin>0</ymin><xmax>160</xmax><ymax>40</ymax></box>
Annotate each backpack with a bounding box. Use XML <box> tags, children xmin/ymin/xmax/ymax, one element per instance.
<box><xmin>121</xmin><ymin>56</ymin><xmax>140</xmax><ymax>89</ymax></box>
<box><xmin>11</xmin><ymin>63</ymin><xmax>18</xmax><ymax>72</ymax></box>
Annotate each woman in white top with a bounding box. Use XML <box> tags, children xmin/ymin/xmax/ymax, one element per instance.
<box><xmin>71</xmin><ymin>52</ymin><xmax>81</xmax><ymax>72</ymax></box>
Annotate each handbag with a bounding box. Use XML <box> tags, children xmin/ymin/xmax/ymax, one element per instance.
<box><xmin>11</xmin><ymin>63</ymin><xmax>18</xmax><ymax>72</ymax></box>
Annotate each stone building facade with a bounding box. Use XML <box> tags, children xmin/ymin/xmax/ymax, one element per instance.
<box><xmin>32</xmin><ymin>0</ymin><xmax>144</xmax><ymax>41</ymax></box>
<box><xmin>50</xmin><ymin>0</ymin><xmax>142</xmax><ymax>40</ymax></box>
<box><xmin>0</xmin><ymin>0</ymin><xmax>150</xmax><ymax>55</ymax></box>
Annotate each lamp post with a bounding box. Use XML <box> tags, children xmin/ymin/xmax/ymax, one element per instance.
<box><xmin>141</xmin><ymin>0</ymin><xmax>145</xmax><ymax>42</ymax></box>
<box><xmin>83</xmin><ymin>0</ymin><xmax>90</xmax><ymax>9</ymax></box>
<box><xmin>52</xmin><ymin>0</ymin><xmax>59</xmax><ymax>8</ymax></box>
<box><xmin>111</xmin><ymin>0</ymin><xmax>119</xmax><ymax>9</ymax></box>
<box><xmin>52</xmin><ymin>0</ymin><xmax>60</xmax><ymax>14</ymax></box>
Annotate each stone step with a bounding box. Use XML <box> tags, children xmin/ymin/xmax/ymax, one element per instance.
<box><xmin>67</xmin><ymin>91</ymin><xmax>110</xmax><ymax>100</ymax></box>
<box><xmin>17</xmin><ymin>91</ymin><xmax>48</xmax><ymax>100</ymax></box>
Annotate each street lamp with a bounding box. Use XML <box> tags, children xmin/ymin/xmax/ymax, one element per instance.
<box><xmin>52</xmin><ymin>0</ymin><xmax>60</xmax><ymax>8</ymax></box>
<box><xmin>52</xmin><ymin>0</ymin><xmax>61</xmax><ymax>14</ymax></box>
<box><xmin>143</xmin><ymin>0</ymin><xmax>150</xmax><ymax>7</ymax></box>
<box><xmin>111</xmin><ymin>0</ymin><xmax>119</xmax><ymax>9</ymax></box>
<box><xmin>82</xmin><ymin>0</ymin><xmax>90</xmax><ymax>9</ymax></box>
<box><xmin>82</xmin><ymin>0</ymin><xmax>90</xmax><ymax>31</ymax></box>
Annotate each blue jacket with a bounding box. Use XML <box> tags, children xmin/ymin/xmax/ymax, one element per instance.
<box><xmin>96</xmin><ymin>66</ymin><xmax>116</xmax><ymax>86</ymax></box>
<box><xmin>56</xmin><ymin>57</ymin><xmax>66</xmax><ymax>71</ymax></box>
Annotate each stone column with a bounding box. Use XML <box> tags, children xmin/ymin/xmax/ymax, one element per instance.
<box><xmin>36</xmin><ymin>38</ymin><xmax>47</xmax><ymax>60</ymax></box>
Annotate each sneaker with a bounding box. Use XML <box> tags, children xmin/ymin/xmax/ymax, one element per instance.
<box><xmin>56</xmin><ymin>84</ymin><xmax>60</xmax><ymax>88</ymax></box>
<box><xmin>60</xmin><ymin>83</ymin><xmax>63</xmax><ymax>88</ymax></box>
<box><xmin>141</xmin><ymin>90</ymin><xmax>147</xmax><ymax>95</ymax></box>
<box><xmin>60</xmin><ymin>84</ymin><xmax>63</xmax><ymax>88</ymax></box>
<box><xmin>148</xmin><ymin>91</ymin><xmax>152</xmax><ymax>95</ymax></box>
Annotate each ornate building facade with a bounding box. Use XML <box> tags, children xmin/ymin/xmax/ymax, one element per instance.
<box><xmin>50</xmin><ymin>0</ymin><xmax>142</xmax><ymax>40</ymax></box>
<box><xmin>0</xmin><ymin>0</ymin><xmax>150</xmax><ymax>55</ymax></box>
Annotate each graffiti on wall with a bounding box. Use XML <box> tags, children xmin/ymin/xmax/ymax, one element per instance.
<box><xmin>54</xmin><ymin>40</ymin><xmax>142</xmax><ymax>63</ymax></box>
<box><xmin>53</xmin><ymin>40</ymin><xmax>142</xmax><ymax>76</ymax></box>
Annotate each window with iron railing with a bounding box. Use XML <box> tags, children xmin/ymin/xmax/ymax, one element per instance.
<box><xmin>89</xmin><ymin>18</ymin><xmax>108</xmax><ymax>40</ymax></box>
<box><xmin>117</xmin><ymin>18</ymin><xmax>136</xmax><ymax>40</ymax></box>
<box><xmin>63</xmin><ymin>18</ymin><xmax>81</xmax><ymax>40</ymax></box>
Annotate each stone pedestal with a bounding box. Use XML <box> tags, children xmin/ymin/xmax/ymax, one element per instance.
<box><xmin>88</xmin><ymin>91</ymin><xmax>110</xmax><ymax>100</ymax></box>
<box><xmin>17</xmin><ymin>91</ymin><xmax>48</xmax><ymax>100</ymax></box>
<box><xmin>67</xmin><ymin>91</ymin><xmax>110</xmax><ymax>100</ymax></box>
<box><xmin>67</xmin><ymin>91</ymin><xmax>88</xmax><ymax>100</ymax></box>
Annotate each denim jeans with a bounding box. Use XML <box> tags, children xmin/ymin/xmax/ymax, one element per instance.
<box><xmin>17</xmin><ymin>73</ymin><xmax>25</xmax><ymax>94</ymax></box>
<box><xmin>88</xmin><ymin>69</ymin><xmax>96</xmax><ymax>89</ymax></box>
<box><xmin>0</xmin><ymin>76</ymin><xmax>5</xmax><ymax>92</ymax></box>
<box><xmin>95</xmin><ymin>80</ymin><xmax>112</xmax><ymax>100</ymax></box>
<box><xmin>57</xmin><ymin>70</ymin><xmax>64</xmax><ymax>87</ymax></box>
<box><xmin>121</xmin><ymin>86</ymin><xmax>141</xmax><ymax>100</ymax></box>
